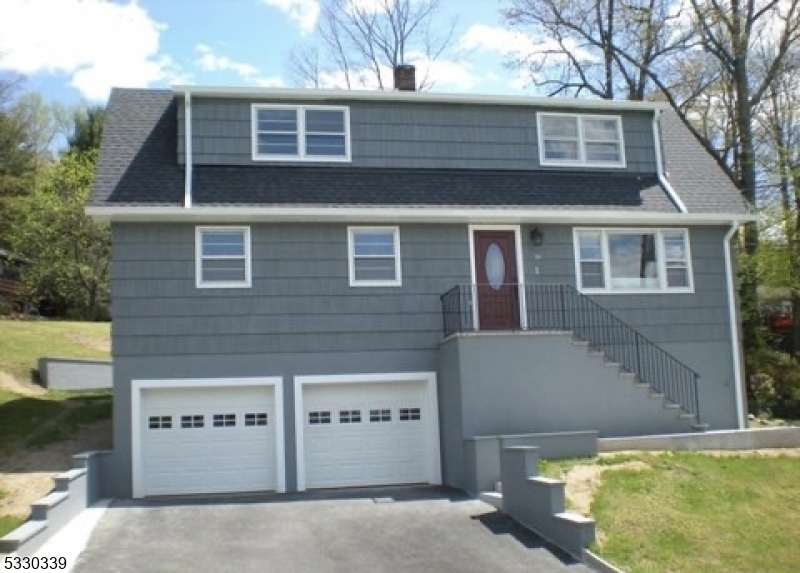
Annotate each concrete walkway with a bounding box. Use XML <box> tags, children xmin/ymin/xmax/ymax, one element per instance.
<box><xmin>71</xmin><ymin>487</ymin><xmax>591</xmax><ymax>573</ymax></box>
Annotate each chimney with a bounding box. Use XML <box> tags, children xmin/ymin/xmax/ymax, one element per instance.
<box><xmin>394</xmin><ymin>65</ymin><xmax>416</xmax><ymax>91</ymax></box>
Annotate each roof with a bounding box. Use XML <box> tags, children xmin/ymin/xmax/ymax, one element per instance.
<box><xmin>90</xmin><ymin>87</ymin><xmax>753</xmax><ymax>221</ymax></box>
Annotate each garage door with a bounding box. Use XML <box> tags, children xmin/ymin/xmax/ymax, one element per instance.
<box><xmin>141</xmin><ymin>385</ymin><xmax>276</xmax><ymax>496</ymax></box>
<box><xmin>302</xmin><ymin>380</ymin><xmax>432</xmax><ymax>489</ymax></box>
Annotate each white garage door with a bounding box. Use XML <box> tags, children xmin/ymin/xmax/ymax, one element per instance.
<box><xmin>141</xmin><ymin>385</ymin><xmax>276</xmax><ymax>496</ymax></box>
<box><xmin>302</xmin><ymin>381</ymin><xmax>431</xmax><ymax>489</ymax></box>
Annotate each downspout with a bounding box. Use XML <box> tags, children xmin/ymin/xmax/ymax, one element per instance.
<box><xmin>724</xmin><ymin>220</ymin><xmax>747</xmax><ymax>429</ymax></box>
<box><xmin>184</xmin><ymin>90</ymin><xmax>193</xmax><ymax>208</ymax></box>
<box><xmin>653</xmin><ymin>109</ymin><xmax>688</xmax><ymax>213</ymax></box>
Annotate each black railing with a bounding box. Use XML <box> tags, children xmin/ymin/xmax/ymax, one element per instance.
<box><xmin>440</xmin><ymin>283</ymin><xmax>701</xmax><ymax>423</ymax></box>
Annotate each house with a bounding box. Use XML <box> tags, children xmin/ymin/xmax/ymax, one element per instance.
<box><xmin>87</xmin><ymin>67</ymin><xmax>755</xmax><ymax>499</ymax></box>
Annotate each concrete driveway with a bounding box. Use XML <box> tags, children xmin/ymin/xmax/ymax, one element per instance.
<box><xmin>72</xmin><ymin>486</ymin><xmax>591</xmax><ymax>573</ymax></box>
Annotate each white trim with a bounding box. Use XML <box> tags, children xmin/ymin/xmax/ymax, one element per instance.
<box><xmin>653</xmin><ymin>109</ymin><xmax>688</xmax><ymax>213</ymax></box>
<box><xmin>537</xmin><ymin>113</ymin><xmax>626</xmax><ymax>169</ymax></box>
<box><xmin>251</xmin><ymin>104</ymin><xmax>351</xmax><ymax>163</ymax></box>
<box><xmin>183</xmin><ymin>90</ymin><xmax>192</xmax><ymax>208</ymax></box>
<box><xmin>175</xmin><ymin>85</ymin><xmax>670</xmax><ymax>111</ymax></box>
<box><xmin>573</xmin><ymin>227</ymin><xmax>695</xmax><ymax>294</ymax></box>
<box><xmin>195</xmin><ymin>226</ymin><xmax>252</xmax><ymax>289</ymax></box>
<box><xmin>347</xmin><ymin>226</ymin><xmax>402</xmax><ymax>287</ymax></box>
<box><xmin>86</xmin><ymin>205</ymin><xmax>759</xmax><ymax>224</ymax></box>
<box><xmin>293</xmin><ymin>371</ymin><xmax>441</xmax><ymax>492</ymax></box>
<box><xmin>131</xmin><ymin>376</ymin><xmax>286</xmax><ymax>498</ymax></box>
<box><xmin>468</xmin><ymin>225</ymin><xmax>527</xmax><ymax>330</ymax></box>
<box><xmin>724</xmin><ymin>221</ymin><xmax>747</xmax><ymax>429</ymax></box>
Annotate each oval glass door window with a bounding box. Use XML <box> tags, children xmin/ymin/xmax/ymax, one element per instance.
<box><xmin>485</xmin><ymin>243</ymin><xmax>505</xmax><ymax>290</ymax></box>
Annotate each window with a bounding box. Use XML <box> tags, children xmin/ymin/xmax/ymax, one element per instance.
<box><xmin>574</xmin><ymin>229</ymin><xmax>693</xmax><ymax>293</ymax></box>
<box><xmin>252</xmin><ymin>105</ymin><xmax>350</xmax><ymax>162</ymax></box>
<box><xmin>245</xmin><ymin>413</ymin><xmax>268</xmax><ymax>426</ymax></box>
<box><xmin>348</xmin><ymin>227</ymin><xmax>402</xmax><ymax>287</ymax></box>
<box><xmin>399</xmin><ymin>408</ymin><xmax>421</xmax><ymax>421</ymax></box>
<box><xmin>148</xmin><ymin>416</ymin><xmax>172</xmax><ymax>429</ymax></box>
<box><xmin>213</xmin><ymin>414</ymin><xmax>236</xmax><ymax>427</ymax></box>
<box><xmin>195</xmin><ymin>227</ymin><xmax>251</xmax><ymax>289</ymax></box>
<box><xmin>369</xmin><ymin>409</ymin><xmax>391</xmax><ymax>423</ymax></box>
<box><xmin>180</xmin><ymin>414</ymin><xmax>204</xmax><ymax>429</ymax></box>
<box><xmin>538</xmin><ymin>113</ymin><xmax>625</xmax><ymax>168</ymax></box>
<box><xmin>339</xmin><ymin>410</ymin><xmax>362</xmax><ymax>424</ymax></box>
<box><xmin>309</xmin><ymin>411</ymin><xmax>331</xmax><ymax>425</ymax></box>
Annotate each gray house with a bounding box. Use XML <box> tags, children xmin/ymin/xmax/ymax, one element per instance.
<box><xmin>88</xmin><ymin>72</ymin><xmax>754</xmax><ymax>499</ymax></box>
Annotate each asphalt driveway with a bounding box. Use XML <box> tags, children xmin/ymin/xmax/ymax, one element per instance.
<box><xmin>72</xmin><ymin>486</ymin><xmax>591</xmax><ymax>573</ymax></box>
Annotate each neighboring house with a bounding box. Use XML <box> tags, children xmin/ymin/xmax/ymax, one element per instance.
<box><xmin>87</xmin><ymin>67</ymin><xmax>755</xmax><ymax>499</ymax></box>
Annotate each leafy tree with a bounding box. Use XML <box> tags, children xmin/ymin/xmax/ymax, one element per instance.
<box><xmin>67</xmin><ymin>105</ymin><xmax>105</xmax><ymax>153</ymax></box>
<box><xmin>288</xmin><ymin>0</ymin><xmax>458</xmax><ymax>90</ymax></box>
<box><xmin>8</xmin><ymin>150</ymin><xmax>110</xmax><ymax>320</ymax></box>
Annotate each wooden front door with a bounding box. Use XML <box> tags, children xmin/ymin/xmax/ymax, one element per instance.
<box><xmin>474</xmin><ymin>230</ymin><xmax>520</xmax><ymax>330</ymax></box>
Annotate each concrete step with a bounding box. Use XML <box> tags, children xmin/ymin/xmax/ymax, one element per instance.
<box><xmin>30</xmin><ymin>492</ymin><xmax>68</xmax><ymax>521</ymax></box>
<box><xmin>479</xmin><ymin>491</ymin><xmax>503</xmax><ymax>510</ymax></box>
<box><xmin>54</xmin><ymin>468</ymin><xmax>86</xmax><ymax>492</ymax></box>
<box><xmin>0</xmin><ymin>521</ymin><xmax>47</xmax><ymax>554</ymax></box>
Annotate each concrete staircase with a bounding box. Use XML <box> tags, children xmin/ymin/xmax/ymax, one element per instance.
<box><xmin>479</xmin><ymin>445</ymin><xmax>595</xmax><ymax>559</ymax></box>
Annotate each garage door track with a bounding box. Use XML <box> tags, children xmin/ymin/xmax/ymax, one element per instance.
<box><xmin>73</xmin><ymin>486</ymin><xmax>591</xmax><ymax>573</ymax></box>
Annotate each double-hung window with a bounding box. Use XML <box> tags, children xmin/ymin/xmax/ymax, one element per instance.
<box><xmin>348</xmin><ymin>226</ymin><xmax>402</xmax><ymax>287</ymax></box>
<box><xmin>252</xmin><ymin>105</ymin><xmax>350</xmax><ymax>161</ymax></box>
<box><xmin>538</xmin><ymin>113</ymin><xmax>625</xmax><ymax>168</ymax></box>
<box><xmin>574</xmin><ymin>228</ymin><xmax>692</xmax><ymax>293</ymax></box>
<box><xmin>195</xmin><ymin>226</ymin><xmax>251</xmax><ymax>288</ymax></box>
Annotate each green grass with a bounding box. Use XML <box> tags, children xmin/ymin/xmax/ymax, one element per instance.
<box><xmin>0</xmin><ymin>320</ymin><xmax>110</xmax><ymax>382</ymax></box>
<box><xmin>0</xmin><ymin>515</ymin><xmax>24</xmax><ymax>539</ymax></box>
<box><xmin>591</xmin><ymin>452</ymin><xmax>800</xmax><ymax>573</ymax></box>
<box><xmin>0</xmin><ymin>389</ymin><xmax>111</xmax><ymax>452</ymax></box>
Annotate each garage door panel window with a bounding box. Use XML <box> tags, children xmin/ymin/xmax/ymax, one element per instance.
<box><xmin>196</xmin><ymin>226</ymin><xmax>252</xmax><ymax>289</ymax></box>
<box><xmin>339</xmin><ymin>409</ymin><xmax>362</xmax><ymax>423</ymax></box>
<box><xmin>369</xmin><ymin>409</ymin><xmax>391</xmax><ymax>422</ymax></box>
<box><xmin>149</xmin><ymin>415</ymin><xmax>172</xmax><ymax>429</ymax></box>
<box><xmin>181</xmin><ymin>414</ymin><xmax>204</xmax><ymax>428</ymax></box>
<box><xmin>309</xmin><ymin>411</ymin><xmax>331</xmax><ymax>424</ymax></box>
<box><xmin>213</xmin><ymin>414</ymin><xmax>236</xmax><ymax>427</ymax></box>
<box><xmin>399</xmin><ymin>408</ymin><xmax>421</xmax><ymax>421</ymax></box>
<box><xmin>245</xmin><ymin>413</ymin><xmax>268</xmax><ymax>426</ymax></box>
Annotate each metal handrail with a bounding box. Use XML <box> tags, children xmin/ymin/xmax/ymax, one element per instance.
<box><xmin>440</xmin><ymin>283</ymin><xmax>701</xmax><ymax>423</ymax></box>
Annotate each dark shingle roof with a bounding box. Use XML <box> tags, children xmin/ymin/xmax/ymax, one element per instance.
<box><xmin>661</xmin><ymin>110</ymin><xmax>751</xmax><ymax>214</ymax></box>
<box><xmin>90</xmin><ymin>88</ymin><xmax>750</xmax><ymax>216</ymax></box>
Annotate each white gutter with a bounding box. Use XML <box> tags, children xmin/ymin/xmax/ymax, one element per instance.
<box><xmin>184</xmin><ymin>90</ymin><xmax>193</xmax><ymax>208</ymax></box>
<box><xmin>723</xmin><ymin>220</ymin><xmax>747</xmax><ymax>429</ymax></box>
<box><xmin>85</xmin><ymin>205</ymin><xmax>759</xmax><ymax>225</ymax></box>
<box><xmin>653</xmin><ymin>109</ymin><xmax>688</xmax><ymax>213</ymax></box>
<box><xmin>172</xmin><ymin>84</ymin><xmax>670</xmax><ymax>112</ymax></box>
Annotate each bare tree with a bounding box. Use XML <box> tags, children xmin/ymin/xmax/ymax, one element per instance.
<box><xmin>288</xmin><ymin>0</ymin><xmax>458</xmax><ymax>90</ymax></box>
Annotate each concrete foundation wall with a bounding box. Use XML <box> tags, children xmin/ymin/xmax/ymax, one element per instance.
<box><xmin>600</xmin><ymin>427</ymin><xmax>800</xmax><ymax>452</ymax></box>
<box><xmin>38</xmin><ymin>358</ymin><xmax>112</xmax><ymax>391</ymax></box>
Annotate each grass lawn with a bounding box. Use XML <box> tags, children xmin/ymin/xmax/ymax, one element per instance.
<box><xmin>0</xmin><ymin>515</ymin><xmax>24</xmax><ymax>539</ymax></box>
<box><xmin>588</xmin><ymin>453</ymin><xmax>800</xmax><ymax>573</ymax></box>
<box><xmin>0</xmin><ymin>320</ymin><xmax>110</xmax><ymax>382</ymax></box>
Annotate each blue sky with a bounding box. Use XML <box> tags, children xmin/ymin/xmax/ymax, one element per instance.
<box><xmin>0</xmin><ymin>0</ymin><xmax>541</xmax><ymax>106</ymax></box>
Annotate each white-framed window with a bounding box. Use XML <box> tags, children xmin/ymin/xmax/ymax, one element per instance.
<box><xmin>537</xmin><ymin>113</ymin><xmax>625</xmax><ymax>168</ymax></box>
<box><xmin>574</xmin><ymin>228</ymin><xmax>693</xmax><ymax>293</ymax></box>
<box><xmin>347</xmin><ymin>226</ymin><xmax>402</xmax><ymax>287</ymax></box>
<box><xmin>195</xmin><ymin>226</ymin><xmax>252</xmax><ymax>289</ymax></box>
<box><xmin>252</xmin><ymin>104</ymin><xmax>350</xmax><ymax>162</ymax></box>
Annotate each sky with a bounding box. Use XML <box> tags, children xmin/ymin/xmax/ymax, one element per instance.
<box><xmin>0</xmin><ymin>0</ymin><xmax>542</xmax><ymax>107</ymax></box>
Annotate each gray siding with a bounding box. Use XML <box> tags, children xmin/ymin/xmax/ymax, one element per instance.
<box><xmin>177</xmin><ymin>98</ymin><xmax>656</xmax><ymax>173</ymax></box>
<box><xmin>108</xmin><ymin>221</ymin><xmax>738</xmax><ymax>497</ymax></box>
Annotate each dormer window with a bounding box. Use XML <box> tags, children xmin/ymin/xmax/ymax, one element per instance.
<box><xmin>252</xmin><ymin>104</ymin><xmax>350</xmax><ymax>162</ymax></box>
<box><xmin>537</xmin><ymin>113</ymin><xmax>625</xmax><ymax>168</ymax></box>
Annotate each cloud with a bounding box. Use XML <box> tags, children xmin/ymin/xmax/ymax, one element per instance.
<box><xmin>195</xmin><ymin>45</ymin><xmax>259</xmax><ymax>78</ymax></box>
<box><xmin>194</xmin><ymin>45</ymin><xmax>285</xmax><ymax>88</ymax></box>
<box><xmin>261</xmin><ymin>0</ymin><xmax>320</xmax><ymax>34</ymax></box>
<box><xmin>0</xmin><ymin>0</ymin><xmax>178</xmax><ymax>101</ymax></box>
<box><xmin>459</xmin><ymin>24</ymin><xmax>540</xmax><ymax>58</ymax></box>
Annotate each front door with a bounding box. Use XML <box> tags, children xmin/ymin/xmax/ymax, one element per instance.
<box><xmin>474</xmin><ymin>230</ymin><xmax>520</xmax><ymax>330</ymax></box>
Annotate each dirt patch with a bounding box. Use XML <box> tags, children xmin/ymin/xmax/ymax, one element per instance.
<box><xmin>65</xmin><ymin>333</ymin><xmax>110</xmax><ymax>354</ymax></box>
<box><xmin>0</xmin><ymin>372</ymin><xmax>45</xmax><ymax>397</ymax></box>
<box><xmin>0</xmin><ymin>419</ymin><xmax>112</xmax><ymax>519</ymax></box>
<box><xmin>563</xmin><ymin>461</ymin><xmax>650</xmax><ymax>516</ymax></box>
